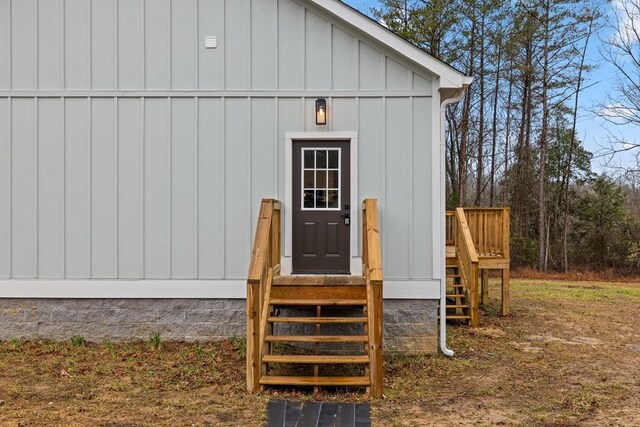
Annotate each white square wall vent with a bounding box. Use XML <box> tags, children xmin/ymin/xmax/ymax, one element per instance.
<box><xmin>205</xmin><ymin>36</ymin><xmax>217</xmax><ymax>49</ymax></box>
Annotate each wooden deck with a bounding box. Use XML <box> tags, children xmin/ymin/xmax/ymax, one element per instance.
<box><xmin>446</xmin><ymin>207</ymin><xmax>510</xmax><ymax>324</ymax></box>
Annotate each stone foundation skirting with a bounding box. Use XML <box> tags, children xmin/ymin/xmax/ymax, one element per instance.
<box><xmin>0</xmin><ymin>298</ymin><xmax>438</xmax><ymax>353</ymax></box>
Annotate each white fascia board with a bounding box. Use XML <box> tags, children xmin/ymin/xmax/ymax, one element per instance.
<box><xmin>0</xmin><ymin>279</ymin><xmax>440</xmax><ymax>299</ymax></box>
<box><xmin>309</xmin><ymin>0</ymin><xmax>469</xmax><ymax>89</ymax></box>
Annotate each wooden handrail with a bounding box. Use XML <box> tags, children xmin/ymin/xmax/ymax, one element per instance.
<box><xmin>247</xmin><ymin>199</ymin><xmax>281</xmax><ymax>393</ymax></box>
<box><xmin>455</xmin><ymin>208</ymin><xmax>479</xmax><ymax>327</ymax></box>
<box><xmin>362</xmin><ymin>199</ymin><xmax>383</xmax><ymax>398</ymax></box>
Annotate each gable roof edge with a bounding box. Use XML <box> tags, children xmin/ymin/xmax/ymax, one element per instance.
<box><xmin>309</xmin><ymin>0</ymin><xmax>471</xmax><ymax>90</ymax></box>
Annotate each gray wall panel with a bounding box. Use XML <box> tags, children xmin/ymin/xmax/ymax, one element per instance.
<box><xmin>0</xmin><ymin>0</ymin><xmax>9</xmax><ymax>89</ymax></box>
<box><xmin>413</xmin><ymin>73</ymin><xmax>432</xmax><ymax>91</ymax></box>
<box><xmin>65</xmin><ymin>98</ymin><xmax>91</xmax><ymax>278</ymax></box>
<box><xmin>330</xmin><ymin>98</ymin><xmax>357</xmax><ymax>132</ymax></box>
<box><xmin>386</xmin><ymin>58</ymin><xmax>410</xmax><ymax>90</ymax></box>
<box><xmin>251</xmin><ymin>98</ymin><xmax>278</xmax><ymax>229</ymax></box>
<box><xmin>91</xmin><ymin>98</ymin><xmax>118</xmax><ymax>278</ymax></box>
<box><xmin>144</xmin><ymin>98</ymin><xmax>171</xmax><ymax>278</ymax></box>
<box><xmin>225</xmin><ymin>0</ymin><xmax>250</xmax><ymax>90</ymax></box>
<box><xmin>384</xmin><ymin>97</ymin><xmax>412</xmax><ymax>279</ymax></box>
<box><xmin>91</xmin><ymin>0</ymin><xmax>117</xmax><ymax>90</ymax></box>
<box><xmin>331</xmin><ymin>26</ymin><xmax>358</xmax><ymax>91</ymax></box>
<box><xmin>38</xmin><ymin>0</ymin><xmax>64</xmax><ymax>90</ymax></box>
<box><xmin>277</xmin><ymin>97</ymin><xmax>304</xmax><ymax>249</ymax></box>
<box><xmin>358</xmin><ymin>43</ymin><xmax>384</xmax><ymax>91</ymax></box>
<box><xmin>64</xmin><ymin>0</ymin><xmax>91</xmax><ymax>90</ymax></box>
<box><xmin>11</xmin><ymin>99</ymin><xmax>37</xmax><ymax>278</ymax></box>
<box><xmin>11</xmin><ymin>0</ymin><xmax>37</xmax><ymax>90</ymax></box>
<box><xmin>144</xmin><ymin>0</ymin><xmax>171</xmax><ymax>90</ymax></box>
<box><xmin>118</xmin><ymin>0</ymin><xmax>144</xmax><ymax>90</ymax></box>
<box><xmin>37</xmin><ymin>98</ymin><xmax>65</xmax><ymax>278</ymax></box>
<box><xmin>0</xmin><ymin>99</ymin><xmax>10</xmax><ymax>277</ymax></box>
<box><xmin>251</xmin><ymin>0</ymin><xmax>278</xmax><ymax>90</ymax></box>
<box><xmin>224</xmin><ymin>98</ymin><xmax>251</xmax><ymax>279</ymax></box>
<box><xmin>412</xmin><ymin>97</ymin><xmax>433</xmax><ymax>278</ymax></box>
<box><xmin>305</xmin><ymin>10</ymin><xmax>331</xmax><ymax>90</ymax></box>
<box><xmin>117</xmin><ymin>98</ymin><xmax>144</xmax><ymax>278</ymax></box>
<box><xmin>198</xmin><ymin>0</ymin><xmax>224</xmax><ymax>90</ymax></box>
<box><xmin>197</xmin><ymin>98</ymin><xmax>225</xmax><ymax>278</ymax></box>
<box><xmin>358</xmin><ymin>98</ymin><xmax>385</xmax><ymax>254</ymax></box>
<box><xmin>171</xmin><ymin>98</ymin><xmax>198</xmax><ymax>278</ymax></box>
<box><xmin>278</xmin><ymin>0</ymin><xmax>304</xmax><ymax>90</ymax></box>
<box><xmin>171</xmin><ymin>0</ymin><xmax>198</xmax><ymax>90</ymax></box>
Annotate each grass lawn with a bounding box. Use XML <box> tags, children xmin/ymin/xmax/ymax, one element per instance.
<box><xmin>1</xmin><ymin>279</ymin><xmax>639</xmax><ymax>426</ymax></box>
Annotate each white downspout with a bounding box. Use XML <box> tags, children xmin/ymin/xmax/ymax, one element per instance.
<box><xmin>439</xmin><ymin>88</ymin><xmax>466</xmax><ymax>357</ymax></box>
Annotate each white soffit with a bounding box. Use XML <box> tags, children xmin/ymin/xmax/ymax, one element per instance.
<box><xmin>309</xmin><ymin>0</ymin><xmax>473</xmax><ymax>89</ymax></box>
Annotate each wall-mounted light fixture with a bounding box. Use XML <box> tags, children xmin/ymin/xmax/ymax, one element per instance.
<box><xmin>315</xmin><ymin>99</ymin><xmax>327</xmax><ymax>125</ymax></box>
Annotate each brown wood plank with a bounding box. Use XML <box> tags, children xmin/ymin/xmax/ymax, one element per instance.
<box><xmin>246</xmin><ymin>282</ymin><xmax>261</xmax><ymax>393</ymax></box>
<box><xmin>265</xmin><ymin>335</ymin><xmax>369</xmax><ymax>343</ymax></box>
<box><xmin>270</xmin><ymin>298</ymin><xmax>367</xmax><ymax>306</ymax></box>
<box><xmin>270</xmin><ymin>285</ymin><xmax>366</xmax><ymax>300</ymax></box>
<box><xmin>267</xmin><ymin>316</ymin><xmax>367</xmax><ymax>324</ymax></box>
<box><xmin>263</xmin><ymin>354</ymin><xmax>369</xmax><ymax>364</ymax></box>
<box><xmin>272</xmin><ymin>275</ymin><xmax>366</xmax><ymax>286</ymax></box>
<box><xmin>260</xmin><ymin>376</ymin><xmax>370</xmax><ymax>386</ymax></box>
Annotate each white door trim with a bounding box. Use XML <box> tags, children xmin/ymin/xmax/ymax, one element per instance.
<box><xmin>282</xmin><ymin>132</ymin><xmax>361</xmax><ymax>275</ymax></box>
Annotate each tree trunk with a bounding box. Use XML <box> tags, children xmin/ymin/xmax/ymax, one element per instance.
<box><xmin>538</xmin><ymin>1</ymin><xmax>551</xmax><ymax>272</ymax></box>
<box><xmin>489</xmin><ymin>37</ymin><xmax>502</xmax><ymax>206</ymax></box>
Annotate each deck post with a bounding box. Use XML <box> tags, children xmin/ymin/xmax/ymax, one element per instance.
<box><xmin>481</xmin><ymin>269</ymin><xmax>489</xmax><ymax>304</ymax></box>
<box><xmin>246</xmin><ymin>280</ymin><xmax>262</xmax><ymax>393</ymax></box>
<box><xmin>368</xmin><ymin>280</ymin><xmax>383</xmax><ymax>398</ymax></box>
<box><xmin>501</xmin><ymin>269</ymin><xmax>510</xmax><ymax>316</ymax></box>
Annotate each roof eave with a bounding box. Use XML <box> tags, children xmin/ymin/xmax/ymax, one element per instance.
<box><xmin>309</xmin><ymin>0</ymin><xmax>470</xmax><ymax>90</ymax></box>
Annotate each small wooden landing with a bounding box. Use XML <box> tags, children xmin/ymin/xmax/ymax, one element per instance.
<box><xmin>273</xmin><ymin>275</ymin><xmax>366</xmax><ymax>286</ymax></box>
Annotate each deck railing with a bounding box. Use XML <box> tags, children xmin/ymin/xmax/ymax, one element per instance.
<box><xmin>246</xmin><ymin>199</ymin><xmax>281</xmax><ymax>393</ymax></box>
<box><xmin>362</xmin><ymin>199</ymin><xmax>383</xmax><ymax>398</ymax></box>
<box><xmin>446</xmin><ymin>208</ymin><xmax>509</xmax><ymax>259</ymax></box>
<box><xmin>454</xmin><ymin>208</ymin><xmax>480</xmax><ymax>327</ymax></box>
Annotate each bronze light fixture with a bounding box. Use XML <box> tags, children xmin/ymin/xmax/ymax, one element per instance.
<box><xmin>315</xmin><ymin>98</ymin><xmax>327</xmax><ymax>125</ymax></box>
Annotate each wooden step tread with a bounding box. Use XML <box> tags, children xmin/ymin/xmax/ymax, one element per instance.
<box><xmin>446</xmin><ymin>304</ymin><xmax>469</xmax><ymax>309</ymax></box>
<box><xmin>441</xmin><ymin>315</ymin><xmax>471</xmax><ymax>320</ymax></box>
<box><xmin>268</xmin><ymin>316</ymin><xmax>368</xmax><ymax>324</ymax></box>
<box><xmin>270</xmin><ymin>298</ymin><xmax>367</xmax><ymax>306</ymax></box>
<box><xmin>446</xmin><ymin>294</ymin><xmax>466</xmax><ymax>298</ymax></box>
<box><xmin>263</xmin><ymin>354</ymin><xmax>369</xmax><ymax>364</ymax></box>
<box><xmin>273</xmin><ymin>276</ymin><xmax>366</xmax><ymax>286</ymax></box>
<box><xmin>260</xmin><ymin>376</ymin><xmax>370</xmax><ymax>386</ymax></box>
<box><xmin>265</xmin><ymin>335</ymin><xmax>368</xmax><ymax>343</ymax></box>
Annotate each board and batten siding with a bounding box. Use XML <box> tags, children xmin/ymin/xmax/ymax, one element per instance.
<box><xmin>0</xmin><ymin>0</ymin><xmax>436</xmax><ymax>282</ymax></box>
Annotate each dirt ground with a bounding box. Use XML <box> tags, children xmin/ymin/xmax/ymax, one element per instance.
<box><xmin>0</xmin><ymin>279</ymin><xmax>639</xmax><ymax>426</ymax></box>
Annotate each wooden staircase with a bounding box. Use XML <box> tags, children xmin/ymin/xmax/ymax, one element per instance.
<box><xmin>246</xmin><ymin>199</ymin><xmax>383</xmax><ymax>397</ymax></box>
<box><xmin>444</xmin><ymin>266</ymin><xmax>471</xmax><ymax>323</ymax></box>
<box><xmin>259</xmin><ymin>275</ymin><xmax>371</xmax><ymax>389</ymax></box>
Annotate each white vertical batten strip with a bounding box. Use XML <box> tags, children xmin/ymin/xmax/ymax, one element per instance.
<box><xmin>61</xmin><ymin>96</ymin><xmax>66</xmax><ymax>278</ymax></box>
<box><xmin>34</xmin><ymin>97</ymin><xmax>39</xmax><ymax>278</ymax></box>
<box><xmin>195</xmin><ymin>96</ymin><xmax>199</xmax><ymax>277</ymax></box>
<box><xmin>114</xmin><ymin>96</ymin><xmax>119</xmax><ymax>277</ymax></box>
<box><xmin>408</xmin><ymin>96</ymin><xmax>414</xmax><ymax>278</ymax></box>
<box><xmin>168</xmin><ymin>96</ymin><xmax>172</xmax><ymax>278</ymax></box>
<box><xmin>141</xmin><ymin>96</ymin><xmax>146</xmax><ymax>278</ymax></box>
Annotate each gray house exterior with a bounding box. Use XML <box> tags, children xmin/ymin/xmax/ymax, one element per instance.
<box><xmin>0</xmin><ymin>0</ymin><xmax>470</xmax><ymax>352</ymax></box>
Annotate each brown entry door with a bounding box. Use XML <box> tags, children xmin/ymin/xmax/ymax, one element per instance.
<box><xmin>292</xmin><ymin>140</ymin><xmax>350</xmax><ymax>274</ymax></box>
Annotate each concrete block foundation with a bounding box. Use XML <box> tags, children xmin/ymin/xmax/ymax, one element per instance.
<box><xmin>0</xmin><ymin>298</ymin><xmax>438</xmax><ymax>353</ymax></box>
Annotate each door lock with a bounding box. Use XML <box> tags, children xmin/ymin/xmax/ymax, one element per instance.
<box><xmin>340</xmin><ymin>213</ymin><xmax>350</xmax><ymax>226</ymax></box>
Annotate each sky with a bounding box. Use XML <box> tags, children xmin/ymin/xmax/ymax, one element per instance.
<box><xmin>341</xmin><ymin>0</ymin><xmax>639</xmax><ymax>173</ymax></box>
